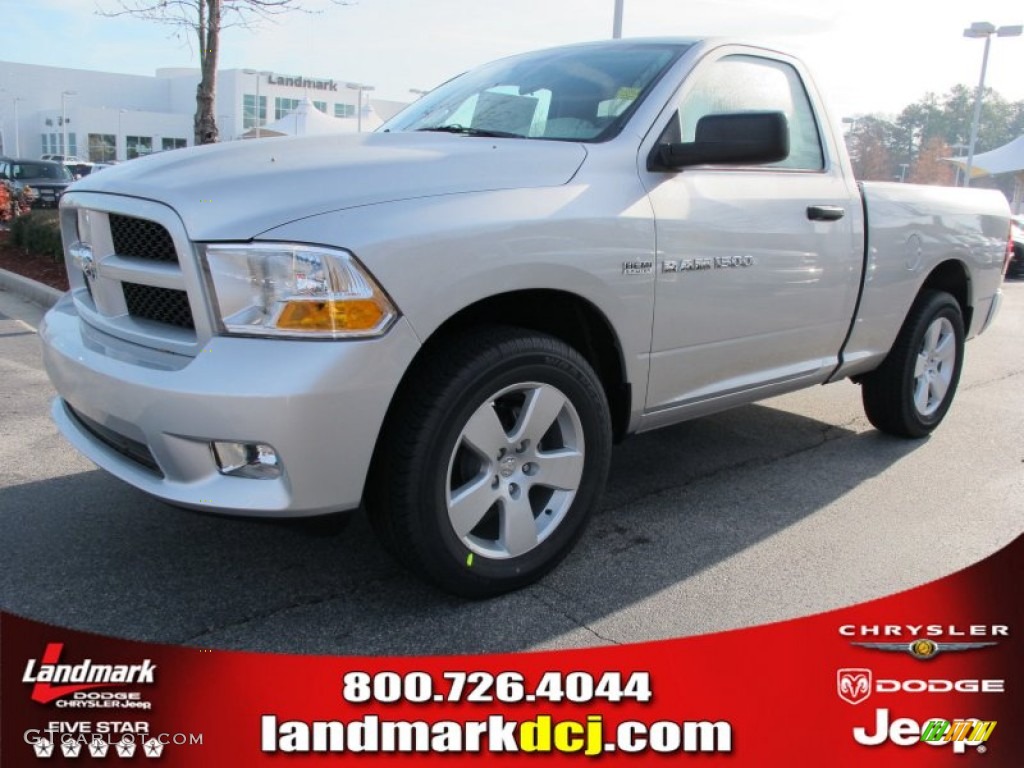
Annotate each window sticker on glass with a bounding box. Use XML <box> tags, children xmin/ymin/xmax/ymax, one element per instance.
<box><xmin>472</xmin><ymin>92</ymin><xmax>539</xmax><ymax>137</ymax></box>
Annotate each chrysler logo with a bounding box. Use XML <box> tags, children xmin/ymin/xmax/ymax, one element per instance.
<box><xmin>850</xmin><ymin>638</ymin><xmax>997</xmax><ymax>660</ymax></box>
<box><xmin>837</xmin><ymin>668</ymin><xmax>872</xmax><ymax>705</ymax></box>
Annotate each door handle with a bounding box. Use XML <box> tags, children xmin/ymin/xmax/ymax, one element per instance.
<box><xmin>807</xmin><ymin>205</ymin><xmax>845</xmax><ymax>221</ymax></box>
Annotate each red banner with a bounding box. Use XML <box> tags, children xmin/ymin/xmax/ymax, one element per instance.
<box><xmin>3</xmin><ymin>534</ymin><xmax>1021</xmax><ymax>765</ymax></box>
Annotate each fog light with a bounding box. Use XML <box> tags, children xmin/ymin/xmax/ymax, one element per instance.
<box><xmin>212</xmin><ymin>441</ymin><xmax>281</xmax><ymax>479</ymax></box>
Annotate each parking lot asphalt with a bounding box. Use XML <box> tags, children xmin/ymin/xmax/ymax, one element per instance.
<box><xmin>1</xmin><ymin>281</ymin><xmax>1021</xmax><ymax>655</ymax></box>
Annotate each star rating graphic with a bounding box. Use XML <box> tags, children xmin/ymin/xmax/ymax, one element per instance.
<box><xmin>143</xmin><ymin>738</ymin><xmax>165</xmax><ymax>758</ymax></box>
<box><xmin>89</xmin><ymin>737</ymin><xmax>111</xmax><ymax>758</ymax></box>
<box><xmin>33</xmin><ymin>737</ymin><xmax>55</xmax><ymax>758</ymax></box>
<box><xmin>30</xmin><ymin>729</ymin><xmax>181</xmax><ymax>760</ymax></box>
<box><xmin>61</xmin><ymin>739</ymin><xmax>83</xmax><ymax>757</ymax></box>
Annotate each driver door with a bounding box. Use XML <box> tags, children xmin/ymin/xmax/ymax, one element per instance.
<box><xmin>640</xmin><ymin>51</ymin><xmax>863</xmax><ymax>416</ymax></box>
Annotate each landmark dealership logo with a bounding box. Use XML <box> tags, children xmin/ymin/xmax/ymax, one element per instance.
<box><xmin>22</xmin><ymin>643</ymin><xmax>156</xmax><ymax>704</ymax></box>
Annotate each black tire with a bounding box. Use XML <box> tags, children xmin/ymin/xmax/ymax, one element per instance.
<box><xmin>861</xmin><ymin>290</ymin><xmax>965</xmax><ymax>438</ymax></box>
<box><xmin>367</xmin><ymin>327</ymin><xmax>612</xmax><ymax>597</ymax></box>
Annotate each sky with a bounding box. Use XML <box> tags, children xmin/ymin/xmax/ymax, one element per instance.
<box><xmin>1</xmin><ymin>0</ymin><xmax>1023</xmax><ymax>121</ymax></box>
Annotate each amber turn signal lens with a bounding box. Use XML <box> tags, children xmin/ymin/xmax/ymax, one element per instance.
<box><xmin>275</xmin><ymin>299</ymin><xmax>386</xmax><ymax>332</ymax></box>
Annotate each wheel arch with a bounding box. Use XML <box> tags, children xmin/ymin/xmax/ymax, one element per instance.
<box><xmin>413</xmin><ymin>289</ymin><xmax>631</xmax><ymax>442</ymax></box>
<box><xmin>919</xmin><ymin>259</ymin><xmax>972</xmax><ymax>333</ymax></box>
<box><xmin>370</xmin><ymin>289</ymin><xmax>631</xmax><ymax>477</ymax></box>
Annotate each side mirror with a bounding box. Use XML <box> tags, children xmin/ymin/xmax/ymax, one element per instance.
<box><xmin>654</xmin><ymin>111</ymin><xmax>789</xmax><ymax>170</ymax></box>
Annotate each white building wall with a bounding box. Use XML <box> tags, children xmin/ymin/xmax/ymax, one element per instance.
<box><xmin>1</xmin><ymin>60</ymin><xmax>190</xmax><ymax>160</ymax></box>
<box><xmin>0</xmin><ymin>60</ymin><xmax>405</xmax><ymax>158</ymax></box>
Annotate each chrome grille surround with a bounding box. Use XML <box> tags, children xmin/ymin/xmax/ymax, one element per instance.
<box><xmin>59</xmin><ymin>191</ymin><xmax>215</xmax><ymax>356</ymax></box>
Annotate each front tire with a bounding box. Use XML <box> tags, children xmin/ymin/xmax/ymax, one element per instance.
<box><xmin>861</xmin><ymin>290</ymin><xmax>965</xmax><ymax>438</ymax></box>
<box><xmin>368</xmin><ymin>327</ymin><xmax>612</xmax><ymax>597</ymax></box>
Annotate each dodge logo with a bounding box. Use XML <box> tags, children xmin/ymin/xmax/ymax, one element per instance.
<box><xmin>80</xmin><ymin>250</ymin><xmax>98</xmax><ymax>281</ymax></box>
<box><xmin>70</xmin><ymin>242</ymin><xmax>98</xmax><ymax>282</ymax></box>
<box><xmin>838</xmin><ymin>668</ymin><xmax>872</xmax><ymax>705</ymax></box>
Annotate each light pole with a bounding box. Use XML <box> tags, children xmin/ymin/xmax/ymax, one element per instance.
<box><xmin>0</xmin><ymin>89</ymin><xmax>14</xmax><ymax>156</ymax></box>
<box><xmin>118</xmin><ymin>109</ymin><xmax>126</xmax><ymax>161</ymax></box>
<box><xmin>409</xmin><ymin>88</ymin><xmax>429</xmax><ymax>99</ymax></box>
<box><xmin>242</xmin><ymin>69</ymin><xmax>271</xmax><ymax>138</ymax></box>
<box><xmin>14</xmin><ymin>97</ymin><xmax>22</xmax><ymax>156</ymax></box>
<box><xmin>962</xmin><ymin>22</ymin><xmax>1022</xmax><ymax>187</ymax></box>
<box><xmin>345</xmin><ymin>82</ymin><xmax>375</xmax><ymax>132</ymax></box>
<box><xmin>950</xmin><ymin>143</ymin><xmax>968</xmax><ymax>186</ymax></box>
<box><xmin>61</xmin><ymin>90</ymin><xmax>76</xmax><ymax>158</ymax></box>
<box><xmin>612</xmin><ymin>0</ymin><xmax>624</xmax><ymax>38</ymax></box>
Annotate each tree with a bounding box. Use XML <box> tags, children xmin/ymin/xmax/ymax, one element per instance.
<box><xmin>909</xmin><ymin>136</ymin><xmax>955</xmax><ymax>186</ymax></box>
<box><xmin>846</xmin><ymin>116</ymin><xmax>897</xmax><ymax>181</ymax></box>
<box><xmin>100</xmin><ymin>1</ymin><xmax>348</xmax><ymax>146</ymax></box>
<box><xmin>849</xmin><ymin>85</ymin><xmax>1024</xmax><ymax>194</ymax></box>
<box><xmin>894</xmin><ymin>85</ymin><xmax>1023</xmax><ymax>194</ymax></box>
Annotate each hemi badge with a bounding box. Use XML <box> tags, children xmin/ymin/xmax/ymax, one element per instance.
<box><xmin>622</xmin><ymin>260</ymin><xmax>654</xmax><ymax>275</ymax></box>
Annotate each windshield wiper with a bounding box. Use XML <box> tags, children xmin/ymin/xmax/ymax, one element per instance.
<box><xmin>416</xmin><ymin>124</ymin><xmax>524</xmax><ymax>139</ymax></box>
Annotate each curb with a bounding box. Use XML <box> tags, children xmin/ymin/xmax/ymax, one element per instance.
<box><xmin>0</xmin><ymin>267</ymin><xmax>64</xmax><ymax>309</ymax></box>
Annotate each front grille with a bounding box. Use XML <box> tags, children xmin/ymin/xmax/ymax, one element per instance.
<box><xmin>109</xmin><ymin>214</ymin><xmax>177</xmax><ymax>263</ymax></box>
<box><xmin>31</xmin><ymin>186</ymin><xmax>66</xmax><ymax>208</ymax></box>
<box><xmin>71</xmin><ymin>204</ymin><xmax>206</xmax><ymax>353</ymax></box>
<box><xmin>33</xmin><ymin>185</ymin><xmax>65</xmax><ymax>199</ymax></box>
<box><xmin>66</xmin><ymin>403</ymin><xmax>163</xmax><ymax>476</ymax></box>
<box><xmin>123</xmin><ymin>283</ymin><xmax>195</xmax><ymax>329</ymax></box>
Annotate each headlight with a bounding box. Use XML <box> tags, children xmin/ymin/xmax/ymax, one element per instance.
<box><xmin>200</xmin><ymin>243</ymin><xmax>397</xmax><ymax>339</ymax></box>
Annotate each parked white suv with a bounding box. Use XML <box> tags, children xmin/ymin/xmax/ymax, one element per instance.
<box><xmin>41</xmin><ymin>154</ymin><xmax>85</xmax><ymax>163</ymax></box>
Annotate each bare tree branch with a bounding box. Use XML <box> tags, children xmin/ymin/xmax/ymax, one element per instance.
<box><xmin>96</xmin><ymin>0</ymin><xmax>354</xmax><ymax>145</ymax></box>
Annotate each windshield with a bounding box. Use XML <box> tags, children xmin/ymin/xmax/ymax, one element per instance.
<box><xmin>14</xmin><ymin>162</ymin><xmax>72</xmax><ymax>181</ymax></box>
<box><xmin>383</xmin><ymin>42</ymin><xmax>688</xmax><ymax>142</ymax></box>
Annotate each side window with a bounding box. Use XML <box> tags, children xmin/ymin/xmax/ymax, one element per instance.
<box><xmin>679</xmin><ymin>55</ymin><xmax>824</xmax><ymax>170</ymax></box>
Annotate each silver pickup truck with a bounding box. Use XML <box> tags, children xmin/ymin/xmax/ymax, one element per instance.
<box><xmin>41</xmin><ymin>38</ymin><xmax>1012</xmax><ymax>596</ymax></box>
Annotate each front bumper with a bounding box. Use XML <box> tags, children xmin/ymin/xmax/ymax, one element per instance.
<box><xmin>29</xmin><ymin>185</ymin><xmax>67</xmax><ymax>208</ymax></box>
<box><xmin>41</xmin><ymin>293</ymin><xmax>420</xmax><ymax>516</ymax></box>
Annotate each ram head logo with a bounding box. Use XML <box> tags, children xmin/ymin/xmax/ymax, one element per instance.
<box><xmin>837</xmin><ymin>668</ymin><xmax>872</xmax><ymax>705</ymax></box>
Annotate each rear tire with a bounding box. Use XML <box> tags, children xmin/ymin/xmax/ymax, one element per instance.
<box><xmin>861</xmin><ymin>290</ymin><xmax>964</xmax><ymax>438</ymax></box>
<box><xmin>367</xmin><ymin>327</ymin><xmax>612</xmax><ymax>597</ymax></box>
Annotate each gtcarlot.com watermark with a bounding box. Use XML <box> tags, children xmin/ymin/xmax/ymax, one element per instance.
<box><xmin>24</xmin><ymin>725</ymin><xmax>204</xmax><ymax>759</ymax></box>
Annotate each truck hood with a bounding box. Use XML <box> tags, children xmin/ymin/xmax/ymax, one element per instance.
<box><xmin>72</xmin><ymin>132</ymin><xmax>588</xmax><ymax>240</ymax></box>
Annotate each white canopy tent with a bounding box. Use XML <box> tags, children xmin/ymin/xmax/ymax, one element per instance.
<box><xmin>241</xmin><ymin>97</ymin><xmax>383</xmax><ymax>139</ymax></box>
<box><xmin>947</xmin><ymin>136</ymin><xmax>1024</xmax><ymax>213</ymax></box>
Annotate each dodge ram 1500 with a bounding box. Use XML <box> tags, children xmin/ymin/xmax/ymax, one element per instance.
<box><xmin>41</xmin><ymin>38</ymin><xmax>1013</xmax><ymax>596</ymax></box>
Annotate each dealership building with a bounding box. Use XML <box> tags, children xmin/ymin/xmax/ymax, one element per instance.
<box><xmin>0</xmin><ymin>60</ymin><xmax>409</xmax><ymax>161</ymax></box>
